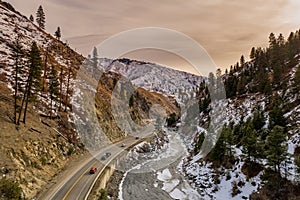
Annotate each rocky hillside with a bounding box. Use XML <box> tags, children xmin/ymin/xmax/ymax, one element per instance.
<box><xmin>181</xmin><ymin>30</ymin><xmax>300</xmax><ymax>199</ymax></box>
<box><xmin>0</xmin><ymin>1</ymin><xmax>181</xmax><ymax>199</ymax></box>
<box><xmin>0</xmin><ymin>1</ymin><xmax>86</xmax><ymax>198</ymax></box>
<box><xmin>99</xmin><ymin>58</ymin><xmax>203</xmax><ymax>102</ymax></box>
<box><xmin>95</xmin><ymin>71</ymin><xmax>180</xmax><ymax>142</ymax></box>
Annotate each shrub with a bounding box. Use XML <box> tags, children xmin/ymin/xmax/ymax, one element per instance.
<box><xmin>40</xmin><ymin>156</ymin><xmax>47</xmax><ymax>165</ymax></box>
<box><xmin>98</xmin><ymin>188</ymin><xmax>108</xmax><ymax>200</ymax></box>
<box><xmin>0</xmin><ymin>178</ymin><xmax>23</xmax><ymax>199</ymax></box>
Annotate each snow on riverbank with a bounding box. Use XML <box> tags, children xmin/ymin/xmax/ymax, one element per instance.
<box><xmin>118</xmin><ymin>129</ymin><xmax>201</xmax><ymax>200</ymax></box>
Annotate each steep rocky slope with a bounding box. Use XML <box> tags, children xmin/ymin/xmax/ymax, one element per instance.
<box><xmin>0</xmin><ymin>1</ymin><xmax>88</xmax><ymax>198</ymax></box>
<box><xmin>99</xmin><ymin>58</ymin><xmax>203</xmax><ymax>101</ymax></box>
<box><xmin>181</xmin><ymin>39</ymin><xmax>300</xmax><ymax>199</ymax></box>
<box><xmin>95</xmin><ymin>71</ymin><xmax>180</xmax><ymax>142</ymax></box>
<box><xmin>0</xmin><ymin>1</ymin><xmax>181</xmax><ymax>199</ymax></box>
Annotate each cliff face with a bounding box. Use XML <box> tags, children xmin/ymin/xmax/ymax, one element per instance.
<box><xmin>95</xmin><ymin>71</ymin><xmax>180</xmax><ymax>142</ymax></box>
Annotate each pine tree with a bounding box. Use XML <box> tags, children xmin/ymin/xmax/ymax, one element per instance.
<box><xmin>263</xmin><ymin>77</ymin><xmax>272</xmax><ymax>96</ymax></box>
<box><xmin>230</xmin><ymin>65</ymin><xmax>233</xmax><ymax>74</ymax></box>
<box><xmin>224</xmin><ymin>125</ymin><xmax>233</xmax><ymax>158</ymax></box>
<box><xmin>277</xmin><ymin>33</ymin><xmax>287</xmax><ymax>66</ymax></box>
<box><xmin>237</xmin><ymin>74</ymin><xmax>247</xmax><ymax>95</ymax></box>
<box><xmin>240</xmin><ymin>55</ymin><xmax>245</xmax><ymax>69</ymax></box>
<box><xmin>268</xmin><ymin>33</ymin><xmax>283</xmax><ymax>85</ymax></box>
<box><xmin>209</xmin><ymin>129</ymin><xmax>226</xmax><ymax>162</ymax></box>
<box><xmin>36</xmin><ymin>5</ymin><xmax>45</xmax><ymax>30</ymax></box>
<box><xmin>224</xmin><ymin>75</ymin><xmax>237</xmax><ymax>98</ymax></box>
<box><xmin>55</xmin><ymin>27</ymin><xmax>61</xmax><ymax>40</ymax></box>
<box><xmin>266</xmin><ymin>125</ymin><xmax>287</xmax><ymax>173</ymax></box>
<box><xmin>250</xmin><ymin>47</ymin><xmax>256</xmax><ymax>60</ymax></box>
<box><xmin>10</xmin><ymin>37</ymin><xmax>25</xmax><ymax>125</ymax></box>
<box><xmin>252</xmin><ymin>107</ymin><xmax>265</xmax><ymax>131</ymax></box>
<box><xmin>269</xmin><ymin>33</ymin><xmax>278</xmax><ymax>51</ymax></box>
<box><xmin>269</xmin><ymin>95</ymin><xmax>286</xmax><ymax>129</ymax></box>
<box><xmin>29</xmin><ymin>15</ymin><xmax>34</xmax><ymax>22</ymax></box>
<box><xmin>20</xmin><ymin>42</ymin><xmax>42</xmax><ymax>124</ymax></box>
<box><xmin>48</xmin><ymin>65</ymin><xmax>59</xmax><ymax>118</ymax></box>
<box><xmin>242</xmin><ymin>120</ymin><xmax>259</xmax><ymax>163</ymax></box>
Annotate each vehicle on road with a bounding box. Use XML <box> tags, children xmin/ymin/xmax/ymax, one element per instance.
<box><xmin>101</xmin><ymin>155</ymin><xmax>106</xmax><ymax>160</ymax></box>
<box><xmin>121</xmin><ymin>143</ymin><xmax>126</xmax><ymax>147</ymax></box>
<box><xmin>89</xmin><ymin>167</ymin><xmax>97</xmax><ymax>174</ymax></box>
<box><xmin>101</xmin><ymin>152</ymin><xmax>111</xmax><ymax>160</ymax></box>
<box><xmin>135</xmin><ymin>136</ymin><xmax>139</xmax><ymax>140</ymax></box>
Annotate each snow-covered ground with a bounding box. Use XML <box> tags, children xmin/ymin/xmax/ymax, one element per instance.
<box><xmin>98</xmin><ymin>58</ymin><xmax>203</xmax><ymax>103</ymax></box>
<box><xmin>118</xmin><ymin>129</ymin><xmax>202</xmax><ymax>200</ymax></box>
<box><xmin>0</xmin><ymin>4</ymin><xmax>80</xmax><ymax>117</ymax></box>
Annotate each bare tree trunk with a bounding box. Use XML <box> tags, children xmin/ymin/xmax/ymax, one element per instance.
<box><xmin>14</xmin><ymin>56</ymin><xmax>18</xmax><ymax>125</ymax></box>
<box><xmin>59</xmin><ymin>66</ymin><xmax>63</xmax><ymax>111</ymax></box>
<box><xmin>22</xmin><ymin>87</ymin><xmax>30</xmax><ymax>124</ymax></box>
<box><xmin>65</xmin><ymin>64</ymin><xmax>71</xmax><ymax>112</ymax></box>
<box><xmin>50</xmin><ymin>97</ymin><xmax>52</xmax><ymax>118</ymax></box>
<box><xmin>42</xmin><ymin>48</ymin><xmax>48</xmax><ymax>92</ymax></box>
<box><xmin>17</xmin><ymin>80</ymin><xmax>29</xmax><ymax>125</ymax></box>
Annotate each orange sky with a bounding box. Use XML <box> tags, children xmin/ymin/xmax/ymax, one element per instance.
<box><xmin>8</xmin><ymin>0</ymin><xmax>300</xmax><ymax>75</ymax></box>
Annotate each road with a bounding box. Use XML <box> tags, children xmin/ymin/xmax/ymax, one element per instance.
<box><xmin>41</xmin><ymin>125</ymin><xmax>155</xmax><ymax>200</ymax></box>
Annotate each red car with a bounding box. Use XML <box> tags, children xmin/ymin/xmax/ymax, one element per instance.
<box><xmin>89</xmin><ymin>167</ymin><xmax>97</xmax><ymax>174</ymax></box>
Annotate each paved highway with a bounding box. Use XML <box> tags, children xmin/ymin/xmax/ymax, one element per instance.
<box><xmin>41</xmin><ymin>125</ymin><xmax>155</xmax><ymax>200</ymax></box>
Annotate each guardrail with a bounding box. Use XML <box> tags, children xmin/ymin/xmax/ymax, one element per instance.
<box><xmin>85</xmin><ymin>139</ymin><xmax>144</xmax><ymax>200</ymax></box>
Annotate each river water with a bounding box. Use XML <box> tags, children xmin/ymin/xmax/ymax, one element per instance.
<box><xmin>118</xmin><ymin>129</ymin><xmax>202</xmax><ymax>200</ymax></box>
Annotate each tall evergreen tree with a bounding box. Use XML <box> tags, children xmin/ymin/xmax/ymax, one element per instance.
<box><xmin>266</xmin><ymin>125</ymin><xmax>287</xmax><ymax>173</ymax></box>
<box><xmin>237</xmin><ymin>74</ymin><xmax>247</xmax><ymax>95</ymax></box>
<box><xmin>250</xmin><ymin>47</ymin><xmax>256</xmax><ymax>60</ymax></box>
<box><xmin>224</xmin><ymin>75</ymin><xmax>237</xmax><ymax>98</ymax></box>
<box><xmin>20</xmin><ymin>42</ymin><xmax>43</xmax><ymax>124</ymax></box>
<box><xmin>55</xmin><ymin>27</ymin><xmax>61</xmax><ymax>40</ymax></box>
<box><xmin>209</xmin><ymin>128</ymin><xmax>226</xmax><ymax>162</ymax></box>
<box><xmin>269</xmin><ymin>33</ymin><xmax>278</xmax><ymax>51</ymax></box>
<box><xmin>29</xmin><ymin>15</ymin><xmax>34</xmax><ymax>22</ymax></box>
<box><xmin>269</xmin><ymin>95</ymin><xmax>286</xmax><ymax>129</ymax></box>
<box><xmin>240</xmin><ymin>55</ymin><xmax>245</xmax><ymax>68</ymax></box>
<box><xmin>242</xmin><ymin>120</ymin><xmax>259</xmax><ymax>163</ymax></box>
<box><xmin>277</xmin><ymin>33</ymin><xmax>285</xmax><ymax>47</ymax></box>
<box><xmin>268</xmin><ymin>33</ymin><xmax>283</xmax><ymax>85</ymax></box>
<box><xmin>252</xmin><ymin>106</ymin><xmax>265</xmax><ymax>131</ymax></box>
<box><xmin>11</xmin><ymin>37</ymin><xmax>25</xmax><ymax>125</ymax></box>
<box><xmin>36</xmin><ymin>5</ymin><xmax>45</xmax><ymax>30</ymax></box>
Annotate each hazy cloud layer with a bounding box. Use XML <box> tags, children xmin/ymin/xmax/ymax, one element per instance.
<box><xmin>9</xmin><ymin>0</ymin><xmax>300</xmax><ymax>74</ymax></box>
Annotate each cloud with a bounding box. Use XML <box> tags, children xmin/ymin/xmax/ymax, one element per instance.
<box><xmin>8</xmin><ymin>0</ymin><xmax>300</xmax><ymax>73</ymax></box>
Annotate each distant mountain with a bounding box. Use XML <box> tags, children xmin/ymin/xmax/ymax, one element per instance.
<box><xmin>99</xmin><ymin>58</ymin><xmax>203</xmax><ymax>102</ymax></box>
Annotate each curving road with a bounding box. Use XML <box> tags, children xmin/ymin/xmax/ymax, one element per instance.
<box><xmin>39</xmin><ymin>125</ymin><xmax>155</xmax><ymax>200</ymax></box>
